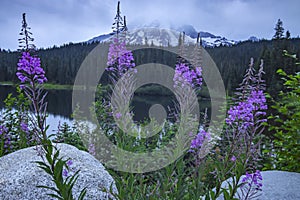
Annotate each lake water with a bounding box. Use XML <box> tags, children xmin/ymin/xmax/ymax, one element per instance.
<box><xmin>0</xmin><ymin>85</ymin><xmax>74</xmax><ymax>135</ymax></box>
<box><xmin>0</xmin><ymin>85</ymin><xmax>211</xmax><ymax>135</ymax></box>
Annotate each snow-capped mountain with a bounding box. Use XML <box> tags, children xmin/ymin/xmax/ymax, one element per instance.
<box><xmin>87</xmin><ymin>24</ymin><xmax>237</xmax><ymax>47</ymax></box>
<box><xmin>174</xmin><ymin>24</ymin><xmax>236</xmax><ymax>47</ymax></box>
<box><xmin>88</xmin><ymin>28</ymin><xmax>195</xmax><ymax>46</ymax></box>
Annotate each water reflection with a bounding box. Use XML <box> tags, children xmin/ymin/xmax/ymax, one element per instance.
<box><xmin>0</xmin><ymin>108</ymin><xmax>73</xmax><ymax>135</ymax></box>
<box><xmin>0</xmin><ymin>85</ymin><xmax>73</xmax><ymax>135</ymax></box>
<box><xmin>0</xmin><ymin>85</ymin><xmax>72</xmax><ymax>118</ymax></box>
<box><xmin>0</xmin><ymin>85</ymin><xmax>212</xmax><ymax>130</ymax></box>
<box><xmin>131</xmin><ymin>95</ymin><xmax>212</xmax><ymax>122</ymax></box>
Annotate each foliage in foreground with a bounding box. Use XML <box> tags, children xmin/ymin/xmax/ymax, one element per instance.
<box><xmin>266</xmin><ymin>51</ymin><xmax>300</xmax><ymax>172</ymax></box>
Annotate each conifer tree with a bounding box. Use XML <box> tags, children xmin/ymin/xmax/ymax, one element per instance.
<box><xmin>286</xmin><ymin>30</ymin><xmax>291</xmax><ymax>39</ymax></box>
<box><xmin>273</xmin><ymin>19</ymin><xmax>284</xmax><ymax>39</ymax></box>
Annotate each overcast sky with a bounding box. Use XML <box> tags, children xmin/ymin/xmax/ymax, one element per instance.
<box><xmin>0</xmin><ymin>0</ymin><xmax>299</xmax><ymax>50</ymax></box>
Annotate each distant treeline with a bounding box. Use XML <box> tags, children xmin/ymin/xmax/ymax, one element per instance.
<box><xmin>1</xmin><ymin>38</ymin><xmax>300</xmax><ymax>96</ymax></box>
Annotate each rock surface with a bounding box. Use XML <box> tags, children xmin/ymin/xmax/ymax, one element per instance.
<box><xmin>218</xmin><ymin>170</ymin><xmax>300</xmax><ymax>200</ymax></box>
<box><xmin>0</xmin><ymin>143</ymin><xmax>117</xmax><ymax>200</ymax></box>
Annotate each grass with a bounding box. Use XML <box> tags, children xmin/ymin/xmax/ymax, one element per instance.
<box><xmin>43</xmin><ymin>83</ymin><xmax>73</xmax><ymax>90</ymax></box>
<box><xmin>0</xmin><ymin>82</ymin><xmax>73</xmax><ymax>90</ymax></box>
<box><xmin>0</xmin><ymin>81</ymin><xmax>14</xmax><ymax>86</ymax></box>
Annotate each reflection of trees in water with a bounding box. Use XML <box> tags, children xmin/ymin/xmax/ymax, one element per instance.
<box><xmin>46</xmin><ymin>89</ymin><xmax>72</xmax><ymax>118</ymax></box>
<box><xmin>131</xmin><ymin>95</ymin><xmax>212</xmax><ymax>123</ymax></box>
<box><xmin>131</xmin><ymin>95</ymin><xmax>177</xmax><ymax>123</ymax></box>
<box><xmin>0</xmin><ymin>86</ymin><xmax>72</xmax><ymax>118</ymax></box>
<box><xmin>1</xmin><ymin>86</ymin><xmax>212</xmax><ymax>122</ymax></box>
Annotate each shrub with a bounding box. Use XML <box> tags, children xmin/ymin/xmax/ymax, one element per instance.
<box><xmin>267</xmin><ymin>51</ymin><xmax>300</xmax><ymax>172</ymax></box>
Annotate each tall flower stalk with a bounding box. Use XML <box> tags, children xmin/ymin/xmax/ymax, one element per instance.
<box><xmin>214</xmin><ymin>58</ymin><xmax>267</xmax><ymax>199</ymax></box>
<box><xmin>18</xmin><ymin>13</ymin><xmax>35</xmax><ymax>52</ymax></box>
<box><xmin>16</xmin><ymin>51</ymin><xmax>48</xmax><ymax>141</ymax></box>
<box><xmin>107</xmin><ymin>1</ymin><xmax>134</xmax><ymax>79</ymax></box>
<box><xmin>16</xmin><ymin>13</ymin><xmax>86</xmax><ymax>200</ymax></box>
<box><xmin>104</xmin><ymin>1</ymin><xmax>137</xmax><ymax>136</ymax></box>
<box><xmin>226</xmin><ymin>58</ymin><xmax>267</xmax><ymax>166</ymax></box>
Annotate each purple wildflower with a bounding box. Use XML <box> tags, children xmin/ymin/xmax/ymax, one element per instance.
<box><xmin>3</xmin><ymin>134</ymin><xmax>12</xmax><ymax>151</ymax></box>
<box><xmin>66</xmin><ymin>159</ymin><xmax>73</xmax><ymax>166</ymax></box>
<box><xmin>231</xmin><ymin>155</ymin><xmax>236</xmax><ymax>162</ymax></box>
<box><xmin>62</xmin><ymin>160</ymin><xmax>73</xmax><ymax>177</ymax></box>
<box><xmin>62</xmin><ymin>169</ymin><xmax>68</xmax><ymax>177</ymax></box>
<box><xmin>226</xmin><ymin>89</ymin><xmax>267</xmax><ymax>131</ymax></box>
<box><xmin>107</xmin><ymin>37</ymin><xmax>135</xmax><ymax>77</ymax></box>
<box><xmin>226</xmin><ymin>101</ymin><xmax>255</xmax><ymax>131</ymax></box>
<box><xmin>248</xmin><ymin>90</ymin><xmax>268</xmax><ymax>112</ymax></box>
<box><xmin>1</xmin><ymin>126</ymin><xmax>12</xmax><ymax>152</ymax></box>
<box><xmin>16</xmin><ymin>52</ymin><xmax>47</xmax><ymax>86</ymax></box>
<box><xmin>173</xmin><ymin>63</ymin><xmax>202</xmax><ymax>89</ymax></box>
<box><xmin>190</xmin><ymin>129</ymin><xmax>210</xmax><ymax>150</ymax></box>
<box><xmin>242</xmin><ymin>170</ymin><xmax>263</xmax><ymax>191</ymax></box>
<box><xmin>115</xmin><ymin>112</ymin><xmax>122</xmax><ymax>119</ymax></box>
<box><xmin>0</xmin><ymin>125</ymin><xmax>8</xmax><ymax>135</ymax></box>
<box><xmin>20</xmin><ymin>122</ymin><xmax>29</xmax><ymax>133</ymax></box>
<box><xmin>20</xmin><ymin>122</ymin><xmax>32</xmax><ymax>144</ymax></box>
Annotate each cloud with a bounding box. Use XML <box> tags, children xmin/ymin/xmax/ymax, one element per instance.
<box><xmin>0</xmin><ymin>0</ymin><xmax>299</xmax><ymax>50</ymax></box>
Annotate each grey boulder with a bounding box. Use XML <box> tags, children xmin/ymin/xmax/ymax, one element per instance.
<box><xmin>217</xmin><ymin>170</ymin><xmax>300</xmax><ymax>200</ymax></box>
<box><xmin>0</xmin><ymin>143</ymin><xmax>118</xmax><ymax>200</ymax></box>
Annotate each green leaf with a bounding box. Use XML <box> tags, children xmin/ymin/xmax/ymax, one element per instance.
<box><xmin>222</xmin><ymin>189</ymin><xmax>230</xmax><ymax>200</ymax></box>
<box><xmin>276</xmin><ymin>68</ymin><xmax>286</xmax><ymax>76</ymax></box>
<box><xmin>53</xmin><ymin>160</ymin><xmax>64</xmax><ymax>182</ymax></box>
<box><xmin>210</xmin><ymin>190</ymin><xmax>216</xmax><ymax>200</ymax></box>
<box><xmin>78</xmin><ymin>188</ymin><xmax>87</xmax><ymax>200</ymax></box>
<box><xmin>37</xmin><ymin>165</ymin><xmax>52</xmax><ymax>176</ymax></box>
<box><xmin>53</xmin><ymin>151</ymin><xmax>60</xmax><ymax>163</ymax></box>
<box><xmin>37</xmin><ymin>185</ymin><xmax>60</xmax><ymax>194</ymax></box>
<box><xmin>228</xmin><ymin>183</ymin><xmax>233</xmax><ymax>194</ymax></box>
<box><xmin>35</xmin><ymin>161</ymin><xmax>50</xmax><ymax>168</ymax></box>
<box><xmin>47</xmin><ymin>193</ymin><xmax>64</xmax><ymax>200</ymax></box>
<box><xmin>66</xmin><ymin>170</ymin><xmax>80</xmax><ymax>186</ymax></box>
